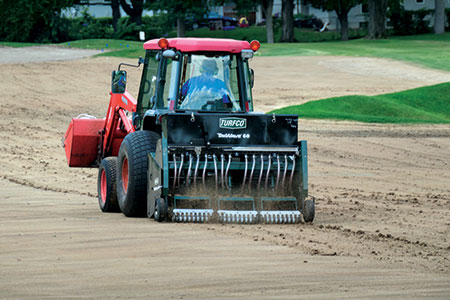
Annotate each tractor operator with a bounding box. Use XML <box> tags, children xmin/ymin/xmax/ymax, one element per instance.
<box><xmin>180</xmin><ymin>58</ymin><xmax>232</xmax><ymax>110</ymax></box>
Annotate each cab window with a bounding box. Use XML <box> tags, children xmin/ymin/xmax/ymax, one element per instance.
<box><xmin>177</xmin><ymin>54</ymin><xmax>242</xmax><ymax>111</ymax></box>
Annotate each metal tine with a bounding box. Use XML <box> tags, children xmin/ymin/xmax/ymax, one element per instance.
<box><xmin>177</xmin><ymin>154</ymin><xmax>184</xmax><ymax>187</ymax></box>
<box><xmin>225</xmin><ymin>154</ymin><xmax>231</xmax><ymax>190</ymax></box>
<box><xmin>275</xmin><ymin>154</ymin><xmax>281</xmax><ymax>191</ymax></box>
<box><xmin>172</xmin><ymin>154</ymin><xmax>177</xmax><ymax>190</ymax></box>
<box><xmin>249</xmin><ymin>154</ymin><xmax>256</xmax><ymax>194</ymax></box>
<box><xmin>193</xmin><ymin>154</ymin><xmax>200</xmax><ymax>189</ymax></box>
<box><xmin>289</xmin><ymin>155</ymin><xmax>296</xmax><ymax>193</ymax></box>
<box><xmin>186</xmin><ymin>154</ymin><xmax>193</xmax><ymax>187</ymax></box>
<box><xmin>241</xmin><ymin>154</ymin><xmax>248</xmax><ymax>193</ymax></box>
<box><xmin>265</xmin><ymin>155</ymin><xmax>272</xmax><ymax>190</ymax></box>
<box><xmin>257</xmin><ymin>154</ymin><xmax>264</xmax><ymax>192</ymax></box>
<box><xmin>213</xmin><ymin>154</ymin><xmax>218</xmax><ymax>192</ymax></box>
<box><xmin>202</xmin><ymin>154</ymin><xmax>208</xmax><ymax>190</ymax></box>
<box><xmin>282</xmin><ymin>155</ymin><xmax>288</xmax><ymax>191</ymax></box>
<box><xmin>220</xmin><ymin>154</ymin><xmax>225</xmax><ymax>189</ymax></box>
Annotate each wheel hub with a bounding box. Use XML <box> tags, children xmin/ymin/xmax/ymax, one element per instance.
<box><xmin>122</xmin><ymin>157</ymin><xmax>129</xmax><ymax>193</ymax></box>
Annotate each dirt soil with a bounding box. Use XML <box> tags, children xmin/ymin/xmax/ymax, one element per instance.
<box><xmin>1</xmin><ymin>49</ymin><xmax>450</xmax><ymax>299</ymax></box>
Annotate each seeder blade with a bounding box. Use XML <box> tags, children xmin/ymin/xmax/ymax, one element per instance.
<box><xmin>217</xmin><ymin>197</ymin><xmax>258</xmax><ymax>224</ymax></box>
<box><xmin>259</xmin><ymin>197</ymin><xmax>301</xmax><ymax>224</ymax></box>
<box><xmin>172</xmin><ymin>196</ymin><xmax>213</xmax><ymax>223</ymax></box>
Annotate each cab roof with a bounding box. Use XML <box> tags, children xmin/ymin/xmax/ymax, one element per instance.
<box><xmin>143</xmin><ymin>38</ymin><xmax>251</xmax><ymax>53</ymax></box>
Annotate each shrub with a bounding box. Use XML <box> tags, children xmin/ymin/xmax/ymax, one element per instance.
<box><xmin>389</xmin><ymin>7</ymin><xmax>432</xmax><ymax>35</ymax></box>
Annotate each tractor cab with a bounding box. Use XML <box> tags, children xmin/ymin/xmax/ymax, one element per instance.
<box><xmin>135</xmin><ymin>38</ymin><xmax>259</xmax><ymax>129</ymax></box>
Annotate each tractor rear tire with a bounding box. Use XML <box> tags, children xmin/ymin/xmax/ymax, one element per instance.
<box><xmin>98</xmin><ymin>157</ymin><xmax>120</xmax><ymax>212</ymax></box>
<box><xmin>303</xmin><ymin>198</ymin><xmax>315</xmax><ymax>223</ymax></box>
<box><xmin>117</xmin><ymin>130</ymin><xmax>160</xmax><ymax>217</ymax></box>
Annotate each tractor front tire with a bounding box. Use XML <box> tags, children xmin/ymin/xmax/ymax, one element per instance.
<box><xmin>98</xmin><ymin>157</ymin><xmax>120</xmax><ymax>212</ymax></box>
<box><xmin>117</xmin><ymin>130</ymin><xmax>160</xmax><ymax>217</ymax></box>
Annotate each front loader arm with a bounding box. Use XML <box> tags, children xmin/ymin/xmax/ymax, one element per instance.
<box><xmin>101</xmin><ymin>91</ymin><xmax>137</xmax><ymax>158</ymax></box>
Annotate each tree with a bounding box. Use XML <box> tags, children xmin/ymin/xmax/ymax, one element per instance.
<box><xmin>307</xmin><ymin>0</ymin><xmax>361</xmax><ymax>41</ymax></box>
<box><xmin>0</xmin><ymin>0</ymin><xmax>75</xmax><ymax>42</ymax></box>
<box><xmin>434</xmin><ymin>0</ymin><xmax>445</xmax><ymax>34</ymax></box>
<box><xmin>301</xmin><ymin>0</ymin><xmax>309</xmax><ymax>15</ymax></box>
<box><xmin>233</xmin><ymin>0</ymin><xmax>257</xmax><ymax>16</ymax></box>
<box><xmin>111</xmin><ymin>0</ymin><xmax>121</xmax><ymax>32</ymax></box>
<box><xmin>367</xmin><ymin>0</ymin><xmax>388</xmax><ymax>39</ymax></box>
<box><xmin>261</xmin><ymin>0</ymin><xmax>274</xmax><ymax>43</ymax></box>
<box><xmin>120</xmin><ymin>0</ymin><xmax>144</xmax><ymax>25</ymax></box>
<box><xmin>148</xmin><ymin>0</ymin><xmax>207</xmax><ymax>37</ymax></box>
<box><xmin>280</xmin><ymin>0</ymin><xmax>295</xmax><ymax>42</ymax></box>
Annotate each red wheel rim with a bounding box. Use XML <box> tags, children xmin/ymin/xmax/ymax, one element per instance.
<box><xmin>122</xmin><ymin>157</ymin><xmax>129</xmax><ymax>193</ymax></box>
<box><xmin>100</xmin><ymin>170</ymin><xmax>107</xmax><ymax>204</ymax></box>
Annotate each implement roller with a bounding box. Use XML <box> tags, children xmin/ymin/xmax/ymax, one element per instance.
<box><xmin>63</xmin><ymin>37</ymin><xmax>315</xmax><ymax>224</ymax></box>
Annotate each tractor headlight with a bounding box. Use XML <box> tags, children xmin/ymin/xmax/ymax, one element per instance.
<box><xmin>241</xmin><ymin>50</ymin><xmax>254</xmax><ymax>59</ymax></box>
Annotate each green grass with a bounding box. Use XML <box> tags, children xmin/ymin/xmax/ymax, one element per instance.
<box><xmin>258</xmin><ymin>32</ymin><xmax>450</xmax><ymax>72</ymax></box>
<box><xmin>58</xmin><ymin>32</ymin><xmax>450</xmax><ymax>72</ymax></box>
<box><xmin>271</xmin><ymin>82</ymin><xmax>450</xmax><ymax>124</ymax></box>
<box><xmin>60</xmin><ymin>39</ymin><xmax>145</xmax><ymax>58</ymax></box>
<box><xmin>173</xmin><ymin>26</ymin><xmax>366</xmax><ymax>43</ymax></box>
<box><xmin>0</xmin><ymin>42</ymin><xmax>40</xmax><ymax>47</ymax></box>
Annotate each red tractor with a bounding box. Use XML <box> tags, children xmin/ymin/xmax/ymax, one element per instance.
<box><xmin>64</xmin><ymin>38</ymin><xmax>314</xmax><ymax>223</ymax></box>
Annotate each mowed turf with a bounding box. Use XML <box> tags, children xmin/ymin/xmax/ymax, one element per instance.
<box><xmin>271</xmin><ymin>82</ymin><xmax>450</xmax><ymax>124</ymax></box>
<box><xmin>259</xmin><ymin>33</ymin><xmax>450</xmax><ymax>72</ymax></box>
